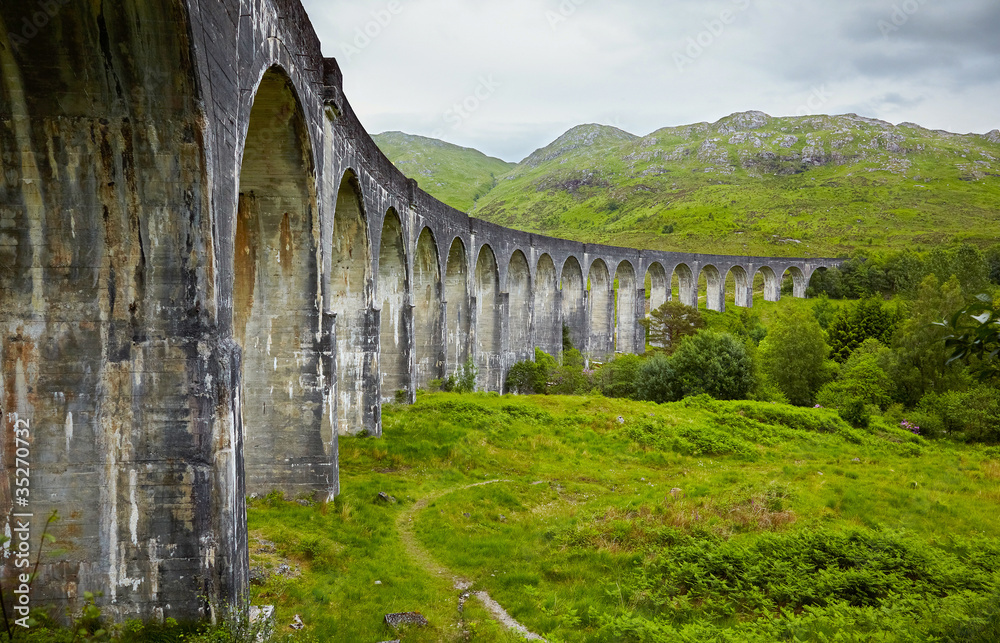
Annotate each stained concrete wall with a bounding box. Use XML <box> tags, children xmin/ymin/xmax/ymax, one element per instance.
<box><xmin>0</xmin><ymin>0</ymin><xmax>842</xmax><ymax>622</ymax></box>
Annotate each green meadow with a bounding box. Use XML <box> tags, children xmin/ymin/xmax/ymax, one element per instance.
<box><xmin>248</xmin><ymin>392</ymin><xmax>1000</xmax><ymax>642</ymax></box>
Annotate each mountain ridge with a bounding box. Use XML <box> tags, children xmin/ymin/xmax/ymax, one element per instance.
<box><xmin>374</xmin><ymin>112</ymin><xmax>1000</xmax><ymax>257</ymax></box>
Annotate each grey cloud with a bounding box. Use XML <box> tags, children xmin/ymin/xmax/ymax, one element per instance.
<box><xmin>300</xmin><ymin>0</ymin><xmax>1000</xmax><ymax>160</ymax></box>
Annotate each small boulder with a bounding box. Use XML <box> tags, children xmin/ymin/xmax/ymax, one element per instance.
<box><xmin>384</xmin><ymin>612</ymin><xmax>429</xmax><ymax>629</ymax></box>
<box><xmin>376</xmin><ymin>492</ymin><xmax>397</xmax><ymax>504</ymax></box>
<box><xmin>289</xmin><ymin>614</ymin><xmax>304</xmax><ymax>630</ymax></box>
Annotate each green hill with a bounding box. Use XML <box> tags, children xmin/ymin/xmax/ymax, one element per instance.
<box><xmin>373</xmin><ymin>131</ymin><xmax>515</xmax><ymax>212</ymax></box>
<box><xmin>375</xmin><ymin>114</ymin><xmax>1000</xmax><ymax>258</ymax></box>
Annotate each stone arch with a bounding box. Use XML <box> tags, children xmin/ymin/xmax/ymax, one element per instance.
<box><xmin>672</xmin><ymin>263</ymin><xmax>695</xmax><ymax>308</ymax></box>
<box><xmin>701</xmin><ymin>265</ymin><xmax>724</xmax><ymax>312</ymax></box>
<box><xmin>235</xmin><ymin>66</ymin><xmax>327</xmax><ymax>494</ymax></box>
<box><xmin>507</xmin><ymin>250</ymin><xmax>532</xmax><ymax>364</ymax></box>
<box><xmin>588</xmin><ymin>259</ymin><xmax>613</xmax><ymax>359</ymax></box>
<box><xmin>445</xmin><ymin>238</ymin><xmax>470</xmax><ymax>377</ymax></box>
<box><xmin>756</xmin><ymin>266</ymin><xmax>780</xmax><ymax>302</ymax></box>
<box><xmin>561</xmin><ymin>256</ymin><xmax>586</xmax><ymax>352</ymax></box>
<box><xmin>646</xmin><ymin>262</ymin><xmax>668</xmax><ymax>315</ymax></box>
<box><xmin>475</xmin><ymin>245</ymin><xmax>501</xmax><ymax>390</ymax></box>
<box><xmin>377</xmin><ymin>209</ymin><xmax>409</xmax><ymax>403</ymax></box>
<box><xmin>807</xmin><ymin>266</ymin><xmax>830</xmax><ymax>297</ymax></box>
<box><xmin>727</xmin><ymin>265</ymin><xmax>752</xmax><ymax>308</ymax></box>
<box><xmin>414</xmin><ymin>228</ymin><xmax>443</xmax><ymax>389</ymax></box>
<box><xmin>783</xmin><ymin>266</ymin><xmax>807</xmax><ymax>298</ymax></box>
<box><xmin>534</xmin><ymin>254</ymin><xmax>561</xmax><ymax>357</ymax></box>
<box><xmin>331</xmin><ymin>170</ymin><xmax>374</xmax><ymax>436</ymax></box>
<box><xmin>615</xmin><ymin>261</ymin><xmax>638</xmax><ymax>354</ymax></box>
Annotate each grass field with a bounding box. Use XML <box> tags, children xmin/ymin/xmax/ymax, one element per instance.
<box><xmin>248</xmin><ymin>392</ymin><xmax>1000</xmax><ymax>642</ymax></box>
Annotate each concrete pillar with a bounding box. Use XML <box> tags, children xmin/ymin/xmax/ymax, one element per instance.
<box><xmin>634</xmin><ymin>287</ymin><xmax>647</xmax><ymax>354</ymax></box>
<box><xmin>497</xmin><ymin>291</ymin><xmax>511</xmax><ymax>391</ymax></box>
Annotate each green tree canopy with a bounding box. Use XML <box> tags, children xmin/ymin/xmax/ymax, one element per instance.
<box><xmin>670</xmin><ymin>331</ymin><xmax>756</xmax><ymax>401</ymax></box>
<box><xmin>827</xmin><ymin>296</ymin><xmax>902</xmax><ymax>363</ymax></box>
<box><xmin>758</xmin><ymin>307</ymin><xmax>834</xmax><ymax>406</ymax></box>
<box><xmin>641</xmin><ymin>300</ymin><xmax>705</xmax><ymax>354</ymax></box>
<box><xmin>885</xmin><ymin>274</ymin><xmax>969</xmax><ymax>406</ymax></box>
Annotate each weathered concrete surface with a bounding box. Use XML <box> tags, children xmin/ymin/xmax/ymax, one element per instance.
<box><xmin>0</xmin><ymin>0</ymin><xmax>841</xmax><ymax>622</ymax></box>
<box><xmin>0</xmin><ymin>0</ymin><xmax>243</xmax><ymax>621</ymax></box>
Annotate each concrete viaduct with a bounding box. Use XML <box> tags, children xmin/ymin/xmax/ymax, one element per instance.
<box><xmin>0</xmin><ymin>0</ymin><xmax>838</xmax><ymax>623</ymax></box>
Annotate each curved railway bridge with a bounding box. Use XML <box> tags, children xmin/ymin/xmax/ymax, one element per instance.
<box><xmin>0</xmin><ymin>0</ymin><xmax>839</xmax><ymax>621</ymax></box>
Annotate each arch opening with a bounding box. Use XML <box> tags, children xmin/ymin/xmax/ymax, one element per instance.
<box><xmin>727</xmin><ymin>265</ymin><xmax>752</xmax><ymax>309</ymax></box>
<box><xmin>377</xmin><ymin>209</ymin><xmax>409</xmax><ymax>403</ymax></box>
<box><xmin>783</xmin><ymin>267</ymin><xmax>807</xmax><ymax>298</ymax></box>
<box><xmin>561</xmin><ymin>257</ymin><xmax>586</xmax><ymax>352</ymax></box>
<box><xmin>757</xmin><ymin>266</ymin><xmax>780</xmax><ymax>302</ymax></box>
<box><xmin>235</xmin><ymin>68</ymin><xmax>326</xmax><ymax>493</ymax></box>
<box><xmin>507</xmin><ymin>250</ymin><xmax>532</xmax><ymax>364</ymax></box>
<box><xmin>672</xmin><ymin>263</ymin><xmax>695</xmax><ymax>308</ymax></box>
<box><xmin>445</xmin><ymin>239</ymin><xmax>470</xmax><ymax>377</ymax></box>
<box><xmin>646</xmin><ymin>262</ymin><xmax>668</xmax><ymax>315</ymax></box>
<box><xmin>588</xmin><ymin>259</ymin><xmax>612</xmax><ymax>360</ymax></box>
<box><xmin>331</xmin><ymin>171</ymin><xmax>373</xmax><ymax>436</ymax></box>
<box><xmin>615</xmin><ymin>261</ymin><xmax>638</xmax><ymax>354</ymax></box>
<box><xmin>701</xmin><ymin>265</ymin><xmax>723</xmax><ymax>312</ymax></box>
<box><xmin>414</xmin><ymin>228</ymin><xmax>443</xmax><ymax>389</ymax></box>
<box><xmin>535</xmin><ymin>254</ymin><xmax>561</xmax><ymax>357</ymax></box>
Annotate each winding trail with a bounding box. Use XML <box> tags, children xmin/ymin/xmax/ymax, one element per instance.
<box><xmin>395</xmin><ymin>479</ymin><xmax>547</xmax><ymax>641</ymax></box>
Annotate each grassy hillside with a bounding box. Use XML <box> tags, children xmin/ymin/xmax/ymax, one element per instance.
<box><xmin>248</xmin><ymin>392</ymin><xmax>1000</xmax><ymax>642</ymax></box>
<box><xmin>373</xmin><ymin>131</ymin><xmax>515</xmax><ymax>212</ymax></box>
<box><xmin>376</xmin><ymin>114</ymin><xmax>1000</xmax><ymax>258</ymax></box>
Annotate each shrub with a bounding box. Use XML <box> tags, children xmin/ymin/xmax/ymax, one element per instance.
<box><xmin>549</xmin><ymin>348</ymin><xmax>591</xmax><ymax>395</ymax></box>
<box><xmin>505</xmin><ymin>348</ymin><xmax>559</xmax><ymax>395</ymax></box>
<box><xmin>917</xmin><ymin>385</ymin><xmax>1000</xmax><ymax>443</ymax></box>
<box><xmin>670</xmin><ymin>331</ymin><xmax>755</xmax><ymax>401</ymax></box>
<box><xmin>437</xmin><ymin>356</ymin><xmax>477</xmax><ymax>393</ymax></box>
<box><xmin>635</xmin><ymin>354</ymin><xmax>680</xmax><ymax>404</ymax></box>
<box><xmin>595</xmin><ymin>354</ymin><xmax>643</xmax><ymax>399</ymax></box>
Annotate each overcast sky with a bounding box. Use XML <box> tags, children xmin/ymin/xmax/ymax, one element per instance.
<box><xmin>300</xmin><ymin>0</ymin><xmax>1000</xmax><ymax>162</ymax></box>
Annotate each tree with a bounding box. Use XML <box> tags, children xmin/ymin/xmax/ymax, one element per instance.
<box><xmin>826</xmin><ymin>296</ymin><xmax>901</xmax><ymax>362</ymax></box>
<box><xmin>986</xmin><ymin>243</ymin><xmax>1000</xmax><ymax>286</ymax></box>
<box><xmin>885</xmin><ymin>274</ymin><xmax>968</xmax><ymax>406</ymax></box>
<box><xmin>670</xmin><ymin>331</ymin><xmax>755</xmax><ymax>401</ymax></box>
<box><xmin>812</xmin><ymin>294</ymin><xmax>838</xmax><ymax>330</ymax></box>
<box><xmin>641</xmin><ymin>300</ymin><xmax>705</xmax><ymax>354</ymax></box>
<box><xmin>758</xmin><ymin>307</ymin><xmax>834</xmax><ymax>406</ymax></box>
<box><xmin>817</xmin><ymin>340</ymin><xmax>894</xmax><ymax>414</ymax></box>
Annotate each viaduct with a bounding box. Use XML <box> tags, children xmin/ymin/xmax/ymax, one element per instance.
<box><xmin>0</xmin><ymin>0</ymin><xmax>838</xmax><ymax>622</ymax></box>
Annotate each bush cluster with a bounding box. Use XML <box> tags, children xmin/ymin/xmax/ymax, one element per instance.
<box><xmin>500</xmin><ymin>269</ymin><xmax>1000</xmax><ymax>444</ymax></box>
